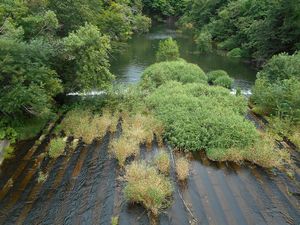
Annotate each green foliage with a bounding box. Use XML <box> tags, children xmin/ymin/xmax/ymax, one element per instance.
<box><xmin>62</xmin><ymin>23</ymin><xmax>114</xmax><ymax>92</ymax></box>
<box><xmin>227</xmin><ymin>48</ymin><xmax>243</xmax><ymax>58</ymax></box>
<box><xmin>195</xmin><ymin>29</ymin><xmax>212</xmax><ymax>53</ymax></box>
<box><xmin>142</xmin><ymin>0</ymin><xmax>187</xmax><ymax>17</ymax></box>
<box><xmin>207</xmin><ymin>70</ymin><xmax>228</xmax><ymax>83</ymax></box>
<box><xmin>207</xmin><ymin>70</ymin><xmax>233</xmax><ymax>89</ymax></box>
<box><xmin>251</xmin><ymin>52</ymin><xmax>300</xmax><ymax>120</ymax></box>
<box><xmin>3</xmin><ymin>145</ymin><xmax>14</xmax><ymax>160</ymax></box>
<box><xmin>180</xmin><ymin>0</ymin><xmax>300</xmax><ymax>62</ymax></box>
<box><xmin>0</xmin><ymin>38</ymin><xmax>63</xmax><ymax>117</ymax></box>
<box><xmin>141</xmin><ymin>60</ymin><xmax>207</xmax><ymax>90</ymax></box>
<box><xmin>156</xmin><ymin>38</ymin><xmax>180</xmax><ymax>62</ymax></box>
<box><xmin>48</xmin><ymin>138</ymin><xmax>66</xmax><ymax>159</ymax></box>
<box><xmin>111</xmin><ymin>216</ymin><xmax>119</xmax><ymax>225</ymax></box>
<box><xmin>214</xmin><ymin>75</ymin><xmax>233</xmax><ymax>89</ymax></box>
<box><xmin>146</xmin><ymin>81</ymin><xmax>256</xmax><ymax>152</ymax></box>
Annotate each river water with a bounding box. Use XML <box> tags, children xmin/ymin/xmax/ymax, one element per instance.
<box><xmin>0</xmin><ymin>24</ymin><xmax>299</xmax><ymax>225</ymax></box>
<box><xmin>111</xmin><ymin>23</ymin><xmax>257</xmax><ymax>96</ymax></box>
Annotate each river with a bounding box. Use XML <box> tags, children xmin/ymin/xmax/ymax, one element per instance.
<box><xmin>111</xmin><ymin>23</ymin><xmax>257</xmax><ymax>96</ymax></box>
<box><xmin>0</xmin><ymin>24</ymin><xmax>299</xmax><ymax>225</ymax></box>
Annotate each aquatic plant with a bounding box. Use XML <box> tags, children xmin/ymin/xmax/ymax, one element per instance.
<box><xmin>154</xmin><ymin>150</ymin><xmax>170</xmax><ymax>174</ymax></box>
<box><xmin>48</xmin><ymin>138</ymin><xmax>66</xmax><ymax>159</ymax></box>
<box><xmin>175</xmin><ymin>157</ymin><xmax>190</xmax><ymax>181</ymax></box>
<box><xmin>124</xmin><ymin>161</ymin><xmax>173</xmax><ymax>216</ymax></box>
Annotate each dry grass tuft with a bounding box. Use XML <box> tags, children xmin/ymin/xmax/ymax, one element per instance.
<box><xmin>124</xmin><ymin>161</ymin><xmax>173</xmax><ymax>216</ymax></box>
<box><xmin>154</xmin><ymin>151</ymin><xmax>170</xmax><ymax>174</ymax></box>
<box><xmin>175</xmin><ymin>157</ymin><xmax>190</xmax><ymax>181</ymax></box>
<box><xmin>61</xmin><ymin>109</ymin><xmax>119</xmax><ymax>144</ymax></box>
<box><xmin>109</xmin><ymin>137</ymin><xmax>139</xmax><ymax>167</ymax></box>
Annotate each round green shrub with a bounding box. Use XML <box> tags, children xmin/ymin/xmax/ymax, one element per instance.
<box><xmin>214</xmin><ymin>75</ymin><xmax>234</xmax><ymax>89</ymax></box>
<box><xmin>156</xmin><ymin>38</ymin><xmax>180</xmax><ymax>62</ymax></box>
<box><xmin>207</xmin><ymin>70</ymin><xmax>228</xmax><ymax>83</ymax></box>
<box><xmin>146</xmin><ymin>81</ymin><xmax>258</xmax><ymax>152</ymax></box>
<box><xmin>140</xmin><ymin>61</ymin><xmax>207</xmax><ymax>90</ymax></box>
<box><xmin>227</xmin><ymin>48</ymin><xmax>243</xmax><ymax>58</ymax></box>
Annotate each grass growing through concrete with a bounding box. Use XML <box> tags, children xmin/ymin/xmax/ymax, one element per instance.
<box><xmin>175</xmin><ymin>157</ymin><xmax>190</xmax><ymax>181</ymax></box>
<box><xmin>61</xmin><ymin>109</ymin><xmax>119</xmax><ymax>144</ymax></box>
<box><xmin>48</xmin><ymin>138</ymin><xmax>66</xmax><ymax>159</ymax></box>
<box><xmin>124</xmin><ymin>161</ymin><xmax>173</xmax><ymax>216</ymax></box>
<box><xmin>154</xmin><ymin>151</ymin><xmax>170</xmax><ymax>174</ymax></box>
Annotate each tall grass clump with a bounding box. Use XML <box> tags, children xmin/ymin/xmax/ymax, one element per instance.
<box><xmin>49</xmin><ymin>138</ymin><xmax>66</xmax><ymax>159</ymax></box>
<box><xmin>124</xmin><ymin>161</ymin><xmax>173</xmax><ymax>216</ymax></box>
<box><xmin>109</xmin><ymin>137</ymin><xmax>139</xmax><ymax>167</ymax></box>
<box><xmin>175</xmin><ymin>157</ymin><xmax>190</xmax><ymax>181</ymax></box>
<box><xmin>60</xmin><ymin>109</ymin><xmax>118</xmax><ymax>143</ymax></box>
<box><xmin>206</xmin><ymin>133</ymin><xmax>290</xmax><ymax>168</ymax></box>
<box><xmin>140</xmin><ymin>61</ymin><xmax>207</xmax><ymax>90</ymax></box>
<box><xmin>154</xmin><ymin>151</ymin><xmax>170</xmax><ymax>174</ymax></box>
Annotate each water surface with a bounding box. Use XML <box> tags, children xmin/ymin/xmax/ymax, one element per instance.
<box><xmin>111</xmin><ymin>23</ymin><xmax>257</xmax><ymax>95</ymax></box>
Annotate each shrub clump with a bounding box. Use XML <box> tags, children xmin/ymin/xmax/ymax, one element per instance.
<box><xmin>207</xmin><ymin>70</ymin><xmax>233</xmax><ymax>89</ymax></box>
<box><xmin>156</xmin><ymin>37</ymin><xmax>180</xmax><ymax>62</ymax></box>
<box><xmin>227</xmin><ymin>48</ymin><xmax>243</xmax><ymax>58</ymax></box>
<box><xmin>145</xmin><ymin>81</ymin><xmax>286</xmax><ymax>167</ymax></box>
<box><xmin>124</xmin><ymin>161</ymin><xmax>173</xmax><ymax>216</ymax></box>
<box><xmin>48</xmin><ymin>138</ymin><xmax>66</xmax><ymax>159</ymax></box>
<box><xmin>141</xmin><ymin>60</ymin><xmax>207</xmax><ymax>90</ymax></box>
<box><xmin>175</xmin><ymin>157</ymin><xmax>190</xmax><ymax>181</ymax></box>
<box><xmin>195</xmin><ymin>29</ymin><xmax>213</xmax><ymax>53</ymax></box>
<box><xmin>154</xmin><ymin>151</ymin><xmax>170</xmax><ymax>174</ymax></box>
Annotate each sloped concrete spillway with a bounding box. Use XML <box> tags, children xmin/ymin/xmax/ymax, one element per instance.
<box><xmin>0</xmin><ymin>120</ymin><xmax>299</xmax><ymax>225</ymax></box>
<box><xmin>0</xmin><ymin>24</ymin><xmax>300</xmax><ymax>225</ymax></box>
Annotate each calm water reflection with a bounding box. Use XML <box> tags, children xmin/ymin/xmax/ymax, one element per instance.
<box><xmin>111</xmin><ymin>23</ymin><xmax>257</xmax><ymax>95</ymax></box>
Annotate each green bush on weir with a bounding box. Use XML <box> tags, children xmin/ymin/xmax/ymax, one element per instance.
<box><xmin>140</xmin><ymin>60</ymin><xmax>207</xmax><ymax>90</ymax></box>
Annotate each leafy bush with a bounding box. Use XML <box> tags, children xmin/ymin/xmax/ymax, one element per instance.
<box><xmin>156</xmin><ymin>38</ymin><xmax>180</xmax><ymax>62</ymax></box>
<box><xmin>124</xmin><ymin>161</ymin><xmax>173</xmax><ymax>216</ymax></box>
<box><xmin>214</xmin><ymin>75</ymin><xmax>234</xmax><ymax>89</ymax></box>
<box><xmin>175</xmin><ymin>157</ymin><xmax>190</xmax><ymax>181</ymax></box>
<box><xmin>145</xmin><ymin>81</ymin><xmax>278</xmax><ymax>166</ymax></box>
<box><xmin>154</xmin><ymin>151</ymin><xmax>170</xmax><ymax>174</ymax></box>
<box><xmin>207</xmin><ymin>70</ymin><xmax>233</xmax><ymax>89</ymax></box>
<box><xmin>195</xmin><ymin>29</ymin><xmax>212</xmax><ymax>53</ymax></box>
<box><xmin>49</xmin><ymin>138</ymin><xmax>66</xmax><ymax>159</ymax></box>
<box><xmin>251</xmin><ymin>52</ymin><xmax>300</xmax><ymax>120</ymax></box>
<box><xmin>207</xmin><ymin>70</ymin><xmax>228</xmax><ymax>83</ymax></box>
<box><xmin>227</xmin><ymin>48</ymin><xmax>243</xmax><ymax>58</ymax></box>
<box><xmin>141</xmin><ymin>61</ymin><xmax>207</xmax><ymax>90</ymax></box>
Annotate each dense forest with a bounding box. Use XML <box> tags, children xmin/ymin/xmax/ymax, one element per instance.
<box><xmin>0</xmin><ymin>0</ymin><xmax>300</xmax><ymax>223</ymax></box>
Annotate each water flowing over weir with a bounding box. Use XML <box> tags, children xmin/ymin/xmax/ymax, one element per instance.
<box><xmin>0</xmin><ymin>24</ymin><xmax>300</xmax><ymax>225</ymax></box>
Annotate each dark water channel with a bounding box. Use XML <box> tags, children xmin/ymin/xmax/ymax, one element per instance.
<box><xmin>0</xmin><ymin>24</ymin><xmax>299</xmax><ymax>225</ymax></box>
